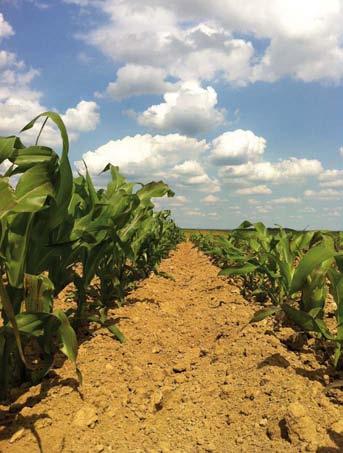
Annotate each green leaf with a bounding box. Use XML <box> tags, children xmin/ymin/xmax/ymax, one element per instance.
<box><xmin>107</xmin><ymin>324</ymin><xmax>125</xmax><ymax>343</ymax></box>
<box><xmin>14</xmin><ymin>163</ymin><xmax>54</xmax><ymax>212</ymax></box>
<box><xmin>0</xmin><ymin>136</ymin><xmax>17</xmax><ymax>163</ymax></box>
<box><xmin>21</xmin><ymin>112</ymin><xmax>73</xmax><ymax>230</ymax></box>
<box><xmin>0</xmin><ymin>177</ymin><xmax>17</xmax><ymax>218</ymax></box>
<box><xmin>250</xmin><ymin>306</ymin><xmax>281</xmax><ymax>323</ymax></box>
<box><xmin>290</xmin><ymin>244</ymin><xmax>335</xmax><ymax>294</ymax></box>
<box><xmin>219</xmin><ymin>263</ymin><xmax>258</xmax><ymax>276</ymax></box>
<box><xmin>53</xmin><ymin>309</ymin><xmax>78</xmax><ymax>364</ymax></box>
<box><xmin>282</xmin><ymin>304</ymin><xmax>334</xmax><ymax>339</ymax></box>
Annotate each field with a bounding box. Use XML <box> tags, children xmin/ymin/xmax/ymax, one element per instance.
<box><xmin>1</xmin><ymin>114</ymin><xmax>343</xmax><ymax>452</ymax></box>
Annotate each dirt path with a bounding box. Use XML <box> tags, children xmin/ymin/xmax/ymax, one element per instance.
<box><xmin>1</xmin><ymin>242</ymin><xmax>343</xmax><ymax>452</ymax></box>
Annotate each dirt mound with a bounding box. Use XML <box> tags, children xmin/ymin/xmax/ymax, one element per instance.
<box><xmin>1</xmin><ymin>242</ymin><xmax>343</xmax><ymax>452</ymax></box>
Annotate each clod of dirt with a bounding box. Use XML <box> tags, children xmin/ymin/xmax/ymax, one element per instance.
<box><xmin>172</xmin><ymin>362</ymin><xmax>188</xmax><ymax>373</ymax></box>
<box><xmin>9</xmin><ymin>428</ymin><xmax>25</xmax><ymax>444</ymax></box>
<box><xmin>151</xmin><ymin>390</ymin><xmax>164</xmax><ymax>411</ymax></box>
<box><xmin>285</xmin><ymin>402</ymin><xmax>318</xmax><ymax>451</ymax></box>
<box><xmin>331</xmin><ymin>419</ymin><xmax>343</xmax><ymax>434</ymax></box>
<box><xmin>73</xmin><ymin>404</ymin><xmax>98</xmax><ymax>428</ymax></box>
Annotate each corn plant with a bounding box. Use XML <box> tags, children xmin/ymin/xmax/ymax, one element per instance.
<box><xmin>0</xmin><ymin>113</ymin><xmax>78</xmax><ymax>393</ymax></box>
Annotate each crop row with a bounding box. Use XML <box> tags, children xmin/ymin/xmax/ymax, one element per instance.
<box><xmin>0</xmin><ymin>112</ymin><xmax>183</xmax><ymax>396</ymax></box>
<box><xmin>191</xmin><ymin>222</ymin><xmax>343</xmax><ymax>369</ymax></box>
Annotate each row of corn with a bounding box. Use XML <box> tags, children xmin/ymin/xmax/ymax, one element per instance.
<box><xmin>191</xmin><ymin>222</ymin><xmax>343</xmax><ymax>368</ymax></box>
<box><xmin>0</xmin><ymin>112</ymin><xmax>183</xmax><ymax>396</ymax></box>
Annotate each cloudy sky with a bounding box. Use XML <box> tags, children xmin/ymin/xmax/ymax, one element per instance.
<box><xmin>1</xmin><ymin>0</ymin><xmax>343</xmax><ymax>229</ymax></box>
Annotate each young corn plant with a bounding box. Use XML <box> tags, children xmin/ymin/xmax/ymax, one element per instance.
<box><xmin>0</xmin><ymin>113</ymin><xmax>79</xmax><ymax>395</ymax></box>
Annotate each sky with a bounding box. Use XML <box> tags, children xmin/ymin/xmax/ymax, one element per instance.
<box><xmin>1</xmin><ymin>0</ymin><xmax>343</xmax><ymax>229</ymax></box>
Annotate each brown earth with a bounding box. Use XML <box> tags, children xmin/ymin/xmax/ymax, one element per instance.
<box><xmin>1</xmin><ymin>242</ymin><xmax>343</xmax><ymax>453</ymax></box>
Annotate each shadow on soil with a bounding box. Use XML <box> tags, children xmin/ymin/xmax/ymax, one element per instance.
<box><xmin>0</xmin><ymin>376</ymin><xmax>80</xmax><ymax>451</ymax></box>
<box><xmin>318</xmin><ymin>430</ymin><xmax>343</xmax><ymax>452</ymax></box>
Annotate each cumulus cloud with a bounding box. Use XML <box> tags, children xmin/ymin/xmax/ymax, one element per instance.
<box><xmin>318</xmin><ymin>168</ymin><xmax>343</xmax><ymax>189</ymax></box>
<box><xmin>76</xmin><ymin>134</ymin><xmax>208</xmax><ymax>180</ymax></box>
<box><xmin>236</xmin><ymin>185</ymin><xmax>272</xmax><ymax>195</ymax></box>
<box><xmin>67</xmin><ymin>0</ymin><xmax>343</xmax><ymax>92</ymax></box>
<box><xmin>78</xmin><ymin>5</ymin><xmax>254</xmax><ymax>87</ymax></box>
<box><xmin>304</xmin><ymin>189</ymin><xmax>343</xmax><ymax>200</ymax></box>
<box><xmin>62</xmin><ymin>101</ymin><xmax>100</xmax><ymax>139</ymax></box>
<box><xmin>171</xmin><ymin>160</ymin><xmax>205</xmax><ymax>177</ymax></box>
<box><xmin>202</xmin><ymin>194</ymin><xmax>219</xmax><ymax>204</ymax></box>
<box><xmin>104</xmin><ymin>64</ymin><xmax>177</xmax><ymax>100</ymax></box>
<box><xmin>170</xmin><ymin>160</ymin><xmax>220</xmax><ymax>193</ymax></box>
<box><xmin>220</xmin><ymin>158</ymin><xmax>323</xmax><ymax>183</ymax></box>
<box><xmin>138</xmin><ymin>81</ymin><xmax>225</xmax><ymax>135</ymax></box>
<box><xmin>169</xmin><ymin>195</ymin><xmax>188</xmax><ymax>206</ymax></box>
<box><xmin>187</xmin><ymin>208</ymin><xmax>204</xmax><ymax>217</ymax></box>
<box><xmin>319</xmin><ymin>169</ymin><xmax>343</xmax><ymax>181</ymax></box>
<box><xmin>0</xmin><ymin>14</ymin><xmax>13</xmax><ymax>40</ymax></box>
<box><xmin>320</xmin><ymin>180</ymin><xmax>343</xmax><ymax>188</ymax></box>
<box><xmin>211</xmin><ymin>129</ymin><xmax>266</xmax><ymax>165</ymax></box>
<box><xmin>156</xmin><ymin>195</ymin><xmax>188</xmax><ymax>209</ymax></box>
<box><xmin>270</xmin><ymin>197</ymin><xmax>301</xmax><ymax>204</ymax></box>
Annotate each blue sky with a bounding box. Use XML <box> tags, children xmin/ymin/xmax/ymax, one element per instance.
<box><xmin>1</xmin><ymin>0</ymin><xmax>343</xmax><ymax>229</ymax></box>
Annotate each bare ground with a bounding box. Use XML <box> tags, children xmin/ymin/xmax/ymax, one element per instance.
<box><xmin>1</xmin><ymin>242</ymin><xmax>343</xmax><ymax>453</ymax></box>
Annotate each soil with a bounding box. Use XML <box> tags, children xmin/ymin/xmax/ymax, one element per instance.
<box><xmin>1</xmin><ymin>242</ymin><xmax>343</xmax><ymax>453</ymax></box>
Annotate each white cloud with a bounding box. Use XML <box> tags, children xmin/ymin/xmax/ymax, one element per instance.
<box><xmin>169</xmin><ymin>195</ymin><xmax>188</xmax><ymax>206</ymax></box>
<box><xmin>340</xmin><ymin>146</ymin><xmax>343</xmax><ymax>156</ymax></box>
<box><xmin>104</xmin><ymin>64</ymin><xmax>177</xmax><ymax>100</ymax></box>
<box><xmin>172</xmin><ymin>160</ymin><xmax>204</xmax><ymax>177</ymax></box>
<box><xmin>0</xmin><ymin>14</ymin><xmax>13</xmax><ymax>41</ymax></box>
<box><xmin>79</xmin><ymin>5</ymin><xmax>254</xmax><ymax>86</ymax></box>
<box><xmin>220</xmin><ymin>158</ymin><xmax>323</xmax><ymax>183</ymax></box>
<box><xmin>270</xmin><ymin>197</ymin><xmax>301</xmax><ymax>204</ymax></box>
<box><xmin>236</xmin><ymin>185</ymin><xmax>272</xmax><ymax>195</ymax></box>
<box><xmin>68</xmin><ymin>1</ymin><xmax>343</xmax><ymax>90</ymax></box>
<box><xmin>211</xmin><ymin>129</ymin><xmax>266</xmax><ymax>165</ymax></box>
<box><xmin>0</xmin><ymin>78</ymin><xmax>100</xmax><ymax>145</ymax></box>
<box><xmin>304</xmin><ymin>188</ymin><xmax>343</xmax><ymax>200</ymax></box>
<box><xmin>256</xmin><ymin>206</ymin><xmax>272</xmax><ymax>214</ymax></box>
<box><xmin>170</xmin><ymin>160</ymin><xmax>220</xmax><ymax>193</ymax></box>
<box><xmin>318</xmin><ymin>168</ymin><xmax>343</xmax><ymax>189</ymax></box>
<box><xmin>157</xmin><ymin>195</ymin><xmax>188</xmax><ymax>208</ymax></box>
<box><xmin>202</xmin><ymin>194</ymin><xmax>219</xmax><ymax>204</ymax></box>
<box><xmin>187</xmin><ymin>208</ymin><xmax>204</xmax><ymax>217</ymax></box>
<box><xmin>138</xmin><ymin>80</ymin><xmax>225</xmax><ymax>134</ymax></box>
<box><xmin>319</xmin><ymin>169</ymin><xmax>343</xmax><ymax>181</ymax></box>
<box><xmin>320</xmin><ymin>179</ymin><xmax>343</xmax><ymax>188</ymax></box>
<box><xmin>61</xmin><ymin>100</ymin><xmax>100</xmax><ymax>140</ymax></box>
<box><xmin>76</xmin><ymin>134</ymin><xmax>208</xmax><ymax>179</ymax></box>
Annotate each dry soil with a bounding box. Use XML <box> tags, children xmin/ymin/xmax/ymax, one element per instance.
<box><xmin>1</xmin><ymin>242</ymin><xmax>343</xmax><ymax>452</ymax></box>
